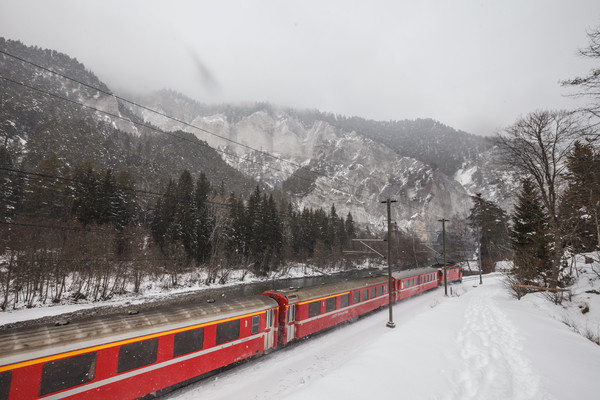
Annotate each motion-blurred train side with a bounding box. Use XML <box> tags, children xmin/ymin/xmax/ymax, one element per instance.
<box><xmin>0</xmin><ymin>264</ymin><xmax>461</xmax><ymax>400</ymax></box>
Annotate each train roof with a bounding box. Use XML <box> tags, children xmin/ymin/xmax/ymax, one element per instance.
<box><xmin>0</xmin><ymin>295</ymin><xmax>278</xmax><ymax>367</ymax></box>
<box><xmin>265</xmin><ymin>275</ymin><xmax>388</xmax><ymax>303</ymax></box>
<box><xmin>392</xmin><ymin>267</ymin><xmax>439</xmax><ymax>280</ymax></box>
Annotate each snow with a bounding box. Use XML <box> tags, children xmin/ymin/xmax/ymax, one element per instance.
<box><xmin>2</xmin><ymin>259</ymin><xmax>599</xmax><ymax>399</ymax></box>
<box><xmin>165</xmin><ymin>273</ymin><xmax>600</xmax><ymax>400</ymax></box>
<box><xmin>455</xmin><ymin>165</ymin><xmax>478</xmax><ymax>187</ymax></box>
<box><xmin>0</xmin><ymin>263</ymin><xmax>352</xmax><ymax>326</ymax></box>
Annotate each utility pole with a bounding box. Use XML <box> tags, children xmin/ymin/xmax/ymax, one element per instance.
<box><xmin>439</xmin><ymin>218</ymin><xmax>449</xmax><ymax>296</ymax></box>
<box><xmin>477</xmin><ymin>225</ymin><xmax>483</xmax><ymax>284</ymax></box>
<box><xmin>381</xmin><ymin>199</ymin><xmax>397</xmax><ymax>328</ymax></box>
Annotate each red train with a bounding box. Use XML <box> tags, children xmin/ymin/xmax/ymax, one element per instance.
<box><xmin>0</xmin><ymin>264</ymin><xmax>461</xmax><ymax>399</ymax></box>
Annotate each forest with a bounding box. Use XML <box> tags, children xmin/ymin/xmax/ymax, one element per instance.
<box><xmin>1</xmin><ymin>26</ymin><xmax>600</xmax><ymax>310</ymax></box>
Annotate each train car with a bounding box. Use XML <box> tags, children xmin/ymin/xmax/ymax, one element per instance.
<box><xmin>263</xmin><ymin>275</ymin><xmax>389</xmax><ymax>346</ymax></box>
<box><xmin>436</xmin><ymin>263</ymin><xmax>463</xmax><ymax>285</ymax></box>
<box><xmin>391</xmin><ymin>267</ymin><xmax>439</xmax><ymax>301</ymax></box>
<box><xmin>0</xmin><ymin>296</ymin><xmax>278</xmax><ymax>400</ymax></box>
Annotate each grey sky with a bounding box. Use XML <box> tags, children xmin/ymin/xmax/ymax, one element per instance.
<box><xmin>1</xmin><ymin>0</ymin><xmax>599</xmax><ymax>136</ymax></box>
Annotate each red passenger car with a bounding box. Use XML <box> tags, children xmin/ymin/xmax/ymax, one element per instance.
<box><xmin>392</xmin><ymin>267</ymin><xmax>439</xmax><ymax>301</ymax></box>
<box><xmin>436</xmin><ymin>263</ymin><xmax>463</xmax><ymax>285</ymax></box>
<box><xmin>263</xmin><ymin>275</ymin><xmax>389</xmax><ymax>346</ymax></box>
<box><xmin>0</xmin><ymin>263</ymin><xmax>464</xmax><ymax>399</ymax></box>
<box><xmin>0</xmin><ymin>296</ymin><xmax>278</xmax><ymax>400</ymax></box>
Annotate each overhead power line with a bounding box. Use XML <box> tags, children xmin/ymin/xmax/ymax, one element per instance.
<box><xmin>0</xmin><ymin>49</ymin><xmax>373</xmax><ymax>199</ymax></box>
<box><xmin>0</xmin><ymin>73</ymin><xmax>371</xmax><ymax>203</ymax></box>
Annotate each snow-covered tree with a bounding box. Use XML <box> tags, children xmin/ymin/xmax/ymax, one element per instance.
<box><xmin>509</xmin><ymin>178</ymin><xmax>552</xmax><ymax>285</ymax></box>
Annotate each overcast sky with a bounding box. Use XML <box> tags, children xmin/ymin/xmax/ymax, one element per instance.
<box><xmin>1</xmin><ymin>0</ymin><xmax>599</xmax><ymax>136</ymax></box>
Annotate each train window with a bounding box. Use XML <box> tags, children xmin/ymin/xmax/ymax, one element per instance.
<box><xmin>216</xmin><ymin>320</ymin><xmax>240</xmax><ymax>345</ymax></box>
<box><xmin>401</xmin><ymin>280</ymin><xmax>404</xmax><ymax>289</ymax></box>
<box><xmin>308</xmin><ymin>301</ymin><xmax>321</xmax><ymax>317</ymax></box>
<box><xmin>288</xmin><ymin>305</ymin><xmax>295</xmax><ymax>323</ymax></box>
<box><xmin>352</xmin><ymin>291</ymin><xmax>360</xmax><ymax>304</ymax></box>
<box><xmin>370</xmin><ymin>287</ymin><xmax>376</xmax><ymax>298</ymax></box>
<box><xmin>0</xmin><ymin>371</ymin><xmax>12</xmax><ymax>400</ymax></box>
<box><xmin>340</xmin><ymin>293</ymin><xmax>350</xmax><ymax>308</ymax></box>
<box><xmin>362</xmin><ymin>289</ymin><xmax>368</xmax><ymax>300</ymax></box>
<box><xmin>251</xmin><ymin>315</ymin><xmax>261</xmax><ymax>334</ymax></box>
<box><xmin>173</xmin><ymin>327</ymin><xmax>204</xmax><ymax>357</ymax></box>
<box><xmin>378</xmin><ymin>286</ymin><xmax>383</xmax><ymax>296</ymax></box>
<box><xmin>40</xmin><ymin>352</ymin><xmax>96</xmax><ymax>395</ymax></box>
<box><xmin>118</xmin><ymin>338</ymin><xmax>158</xmax><ymax>373</ymax></box>
<box><xmin>325</xmin><ymin>297</ymin><xmax>336</xmax><ymax>312</ymax></box>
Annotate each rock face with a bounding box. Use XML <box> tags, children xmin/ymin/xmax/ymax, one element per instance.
<box><xmin>133</xmin><ymin>92</ymin><xmax>515</xmax><ymax>239</ymax></box>
<box><xmin>1</xmin><ymin>38</ymin><xmax>516</xmax><ymax>240</ymax></box>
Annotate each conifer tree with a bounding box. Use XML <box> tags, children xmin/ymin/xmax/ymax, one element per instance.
<box><xmin>194</xmin><ymin>172</ymin><xmax>213</xmax><ymax>263</ymax></box>
<box><xmin>560</xmin><ymin>141</ymin><xmax>600</xmax><ymax>251</ymax></box>
<box><xmin>114</xmin><ymin>169</ymin><xmax>137</xmax><ymax>230</ymax></box>
<box><xmin>468</xmin><ymin>193</ymin><xmax>510</xmax><ymax>272</ymax></box>
<box><xmin>509</xmin><ymin>179</ymin><xmax>552</xmax><ymax>285</ymax></box>
<box><xmin>97</xmin><ymin>168</ymin><xmax>117</xmax><ymax>225</ymax></box>
<box><xmin>225</xmin><ymin>192</ymin><xmax>247</xmax><ymax>263</ymax></box>
<box><xmin>173</xmin><ymin>170</ymin><xmax>197</xmax><ymax>260</ymax></box>
<box><xmin>22</xmin><ymin>151</ymin><xmax>65</xmax><ymax>219</ymax></box>
<box><xmin>0</xmin><ymin>146</ymin><xmax>21</xmax><ymax>225</ymax></box>
<box><xmin>151</xmin><ymin>179</ymin><xmax>177</xmax><ymax>249</ymax></box>
<box><xmin>345</xmin><ymin>212</ymin><xmax>356</xmax><ymax>240</ymax></box>
<box><xmin>71</xmin><ymin>161</ymin><xmax>100</xmax><ymax>227</ymax></box>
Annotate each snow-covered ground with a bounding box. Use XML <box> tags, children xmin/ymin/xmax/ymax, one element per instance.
<box><xmin>1</xmin><ymin>257</ymin><xmax>599</xmax><ymax>399</ymax></box>
<box><xmin>165</xmin><ymin>272</ymin><xmax>600</xmax><ymax>400</ymax></box>
<box><xmin>0</xmin><ymin>263</ymin><xmax>362</xmax><ymax>326</ymax></box>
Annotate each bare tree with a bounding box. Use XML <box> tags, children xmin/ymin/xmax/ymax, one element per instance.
<box><xmin>497</xmin><ymin>110</ymin><xmax>593</xmax><ymax>287</ymax></box>
<box><xmin>562</xmin><ymin>25</ymin><xmax>600</xmax><ymax>126</ymax></box>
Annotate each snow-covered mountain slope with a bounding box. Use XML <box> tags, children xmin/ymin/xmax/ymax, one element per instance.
<box><xmin>133</xmin><ymin>92</ymin><xmax>515</xmax><ymax>239</ymax></box>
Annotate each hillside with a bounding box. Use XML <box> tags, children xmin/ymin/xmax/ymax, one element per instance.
<box><xmin>0</xmin><ymin>38</ymin><xmax>255</xmax><ymax>196</ymax></box>
<box><xmin>1</xmin><ymin>38</ymin><xmax>518</xmax><ymax>236</ymax></box>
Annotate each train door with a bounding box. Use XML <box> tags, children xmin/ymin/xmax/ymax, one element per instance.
<box><xmin>287</xmin><ymin>304</ymin><xmax>296</xmax><ymax>342</ymax></box>
<box><xmin>265</xmin><ymin>309</ymin><xmax>276</xmax><ymax>349</ymax></box>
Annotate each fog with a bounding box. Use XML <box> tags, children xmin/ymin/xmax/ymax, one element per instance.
<box><xmin>1</xmin><ymin>0</ymin><xmax>599</xmax><ymax>135</ymax></box>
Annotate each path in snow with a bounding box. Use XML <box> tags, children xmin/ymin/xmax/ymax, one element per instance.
<box><xmin>165</xmin><ymin>283</ymin><xmax>446</xmax><ymax>400</ymax></box>
<box><xmin>165</xmin><ymin>275</ymin><xmax>600</xmax><ymax>399</ymax></box>
<box><xmin>449</xmin><ymin>286</ymin><xmax>543</xmax><ymax>400</ymax></box>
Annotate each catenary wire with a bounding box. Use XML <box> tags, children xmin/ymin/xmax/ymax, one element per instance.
<box><xmin>0</xmin><ymin>50</ymin><xmax>379</xmax><ymax>196</ymax></box>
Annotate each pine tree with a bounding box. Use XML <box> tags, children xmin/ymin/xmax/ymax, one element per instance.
<box><xmin>0</xmin><ymin>146</ymin><xmax>21</xmax><ymax>225</ymax></box>
<box><xmin>509</xmin><ymin>179</ymin><xmax>552</xmax><ymax>285</ymax></box>
<box><xmin>560</xmin><ymin>141</ymin><xmax>600</xmax><ymax>251</ymax></box>
<box><xmin>225</xmin><ymin>192</ymin><xmax>247</xmax><ymax>263</ymax></box>
<box><xmin>468</xmin><ymin>193</ymin><xmax>510</xmax><ymax>272</ymax></box>
<box><xmin>21</xmin><ymin>151</ymin><xmax>65</xmax><ymax>220</ymax></box>
<box><xmin>71</xmin><ymin>161</ymin><xmax>100</xmax><ymax>227</ymax></box>
<box><xmin>114</xmin><ymin>169</ymin><xmax>137</xmax><ymax>230</ymax></box>
<box><xmin>345</xmin><ymin>212</ymin><xmax>356</xmax><ymax>240</ymax></box>
<box><xmin>151</xmin><ymin>179</ymin><xmax>177</xmax><ymax>249</ymax></box>
<box><xmin>97</xmin><ymin>168</ymin><xmax>117</xmax><ymax>225</ymax></box>
<box><xmin>194</xmin><ymin>172</ymin><xmax>213</xmax><ymax>263</ymax></box>
<box><xmin>173</xmin><ymin>170</ymin><xmax>197</xmax><ymax>261</ymax></box>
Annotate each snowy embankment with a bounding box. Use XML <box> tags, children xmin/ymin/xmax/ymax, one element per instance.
<box><xmin>0</xmin><ymin>263</ymin><xmax>349</xmax><ymax>327</ymax></box>
<box><xmin>166</xmin><ymin>273</ymin><xmax>600</xmax><ymax>400</ymax></box>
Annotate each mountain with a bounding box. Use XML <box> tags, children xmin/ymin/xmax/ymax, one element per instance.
<box><xmin>132</xmin><ymin>90</ymin><xmax>517</xmax><ymax>236</ymax></box>
<box><xmin>0</xmin><ymin>38</ymin><xmax>255</xmax><ymax>197</ymax></box>
<box><xmin>1</xmin><ymin>38</ymin><xmax>518</xmax><ymax>238</ymax></box>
